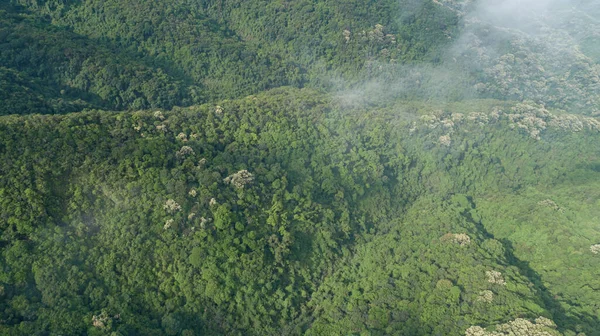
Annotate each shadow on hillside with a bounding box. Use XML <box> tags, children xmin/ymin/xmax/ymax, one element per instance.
<box><xmin>466</xmin><ymin>197</ymin><xmax>599</xmax><ymax>336</ymax></box>
<box><xmin>499</xmin><ymin>238</ymin><xmax>599</xmax><ymax>336</ymax></box>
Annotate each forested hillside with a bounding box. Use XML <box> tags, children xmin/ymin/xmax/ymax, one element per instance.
<box><xmin>1</xmin><ymin>0</ymin><xmax>600</xmax><ymax>335</ymax></box>
<box><xmin>0</xmin><ymin>2</ymin><xmax>196</xmax><ymax>114</ymax></box>
<box><xmin>2</xmin><ymin>0</ymin><xmax>462</xmax><ymax>115</ymax></box>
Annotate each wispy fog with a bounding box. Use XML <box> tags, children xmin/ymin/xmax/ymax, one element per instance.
<box><xmin>334</xmin><ymin>0</ymin><xmax>600</xmax><ymax>115</ymax></box>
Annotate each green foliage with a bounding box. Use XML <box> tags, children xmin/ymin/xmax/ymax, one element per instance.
<box><xmin>1</xmin><ymin>0</ymin><xmax>600</xmax><ymax>335</ymax></box>
<box><xmin>1</xmin><ymin>87</ymin><xmax>599</xmax><ymax>334</ymax></box>
<box><xmin>4</xmin><ymin>0</ymin><xmax>462</xmax><ymax>116</ymax></box>
<box><xmin>0</xmin><ymin>3</ymin><xmax>196</xmax><ymax>114</ymax></box>
<box><xmin>307</xmin><ymin>195</ymin><xmax>549</xmax><ymax>335</ymax></box>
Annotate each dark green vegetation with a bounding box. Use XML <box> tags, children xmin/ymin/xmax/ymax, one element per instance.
<box><xmin>1</xmin><ymin>0</ymin><xmax>459</xmax><ymax>115</ymax></box>
<box><xmin>1</xmin><ymin>0</ymin><xmax>600</xmax><ymax>335</ymax></box>
<box><xmin>2</xmin><ymin>90</ymin><xmax>599</xmax><ymax>335</ymax></box>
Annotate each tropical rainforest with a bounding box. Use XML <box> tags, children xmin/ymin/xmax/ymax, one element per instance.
<box><xmin>1</xmin><ymin>0</ymin><xmax>599</xmax><ymax>335</ymax></box>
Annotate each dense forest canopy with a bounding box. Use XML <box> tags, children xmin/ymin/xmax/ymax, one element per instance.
<box><xmin>1</xmin><ymin>0</ymin><xmax>599</xmax><ymax>335</ymax></box>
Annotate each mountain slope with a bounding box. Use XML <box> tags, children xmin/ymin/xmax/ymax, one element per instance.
<box><xmin>1</xmin><ymin>88</ymin><xmax>599</xmax><ymax>335</ymax></box>
<box><xmin>0</xmin><ymin>3</ymin><xmax>198</xmax><ymax>115</ymax></box>
<box><xmin>2</xmin><ymin>0</ymin><xmax>600</xmax><ymax>335</ymax></box>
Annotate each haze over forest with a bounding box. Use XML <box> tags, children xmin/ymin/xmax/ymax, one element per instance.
<box><xmin>1</xmin><ymin>0</ymin><xmax>600</xmax><ymax>335</ymax></box>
